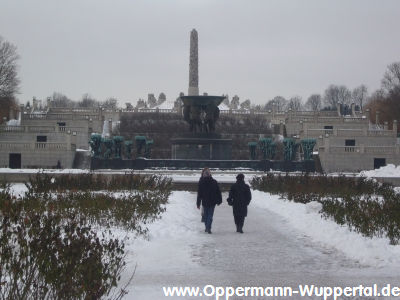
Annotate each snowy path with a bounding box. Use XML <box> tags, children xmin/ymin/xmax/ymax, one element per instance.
<box><xmin>122</xmin><ymin>191</ymin><xmax>400</xmax><ymax>299</ymax></box>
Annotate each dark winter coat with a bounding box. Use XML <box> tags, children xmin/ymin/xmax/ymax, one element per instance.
<box><xmin>197</xmin><ymin>176</ymin><xmax>222</xmax><ymax>208</ymax></box>
<box><xmin>228</xmin><ymin>180</ymin><xmax>252</xmax><ymax>217</ymax></box>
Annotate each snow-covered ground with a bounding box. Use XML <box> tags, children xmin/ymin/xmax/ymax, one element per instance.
<box><xmin>3</xmin><ymin>164</ymin><xmax>400</xmax><ymax>178</ymax></box>
<box><xmin>0</xmin><ymin>168</ymin><xmax>91</xmax><ymax>174</ymax></box>
<box><xmin>6</xmin><ymin>177</ymin><xmax>400</xmax><ymax>299</ymax></box>
<box><xmin>359</xmin><ymin>164</ymin><xmax>400</xmax><ymax>178</ymax></box>
<box><xmin>117</xmin><ymin>190</ymin><xmax>400</xmax><ymax>299</ymax></box>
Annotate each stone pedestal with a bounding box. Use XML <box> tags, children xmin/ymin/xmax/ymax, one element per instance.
<box><xmin>171</xmin><ymin>133</ymin><xmax>232</xmax><ymax>160</ymax></box>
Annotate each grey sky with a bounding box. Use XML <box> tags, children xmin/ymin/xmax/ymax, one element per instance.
<box><xmin>1</xmin><ymin>0</ymin><xmax>399</xmax><ymax>105</ymax></box>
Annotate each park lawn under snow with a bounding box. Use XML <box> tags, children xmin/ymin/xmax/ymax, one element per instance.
<box><xmin>250</xmin><ymin>190</ymin><xmax>400</xmax><ymax>268</ymax></box>
<box><xmin>7</xmin><ymin>183</ymin><xmax>400</xmax><ymax>270</ymax></box>
<box><xmin>5</xmin><ymin>183</ymin><xmax>400</xmax><ymax>298</ymax></box>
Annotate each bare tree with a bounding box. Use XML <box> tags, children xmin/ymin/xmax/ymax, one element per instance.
<box><xmin>265</xmin><ymin>96</ymin><xmax>287</xmax><ymax>111</ymax></box>
<box><xmin>136</xmin><ymin>98</ymin><xmax>146</xmax><ymax>109</ymax></box>
<box><xmin>157</xmin><ymin>92</ymin><xmax>166</xmax><ymax>105</ymax></box>
<box><xmin>231</xmin><ymin>95</ymin><xmax>240</xmax><ymax>109</ymax></box>
<box><xmin>102</xmin><ymin>97</ymin><xmax>118</xmax><ymax>109</ymax></box>
<box><xmin>222</xmin><ymin>94</ymin><xmax>229</xmax><ymax>107</ymax></box>
<box><xmin>382</xmin><ymin>62</ymin><xmax>400</xmax><ymax>94</ymax></box>
<box><xmin>78</xmin><ymin>93</ymin><xmax>99</xmax><ymax>108</ymax></box>
<box><xmin>240</xmin><ymin>99</ymin><xmax>251</xmax><ymax>110</ymax></box>
<box><xmin>50</xmin><ymin>92</ymin><xmax>74</xmax><ymax>107</ymax></box>
<box><xmin>0</xmin><ymin>96</ymin><xmax>18</xmax><ymax>123</ymax></box>
<box><xmin>147</xmin><ymin>93</ymin><xmax>157</xmax><ymax>108</ymax></box>
<box><xmin>0</xmin><ymin>36</ymin><xmax>20</xmax><ymax>98</ymax></box>
<box><xmin>287</xmin><ymin>96</ymin><xmax>302</xmax><ymax>111</ymax></box>
<box><xmin>352</xmin><ymin>85</ymin><xmax>368</xmax><ymax>110</ymax></box>
<box><xmin>251</xmin><ymin>104</ymin><xmax>262</xmax><ymax>111</ymax></box>
<box><xmin>323</xmin><ymin>85</ymin><xmax>351</xmax><ymax>108</ymax></box>
<box><xmin>305</xmin><ymin>94</ymin><xmax>321</xmax><ymax>111</ymax></box>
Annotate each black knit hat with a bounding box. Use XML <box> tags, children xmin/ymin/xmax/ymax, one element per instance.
<box><xmin>236</xmin><ymin>173</ymin><xmax>244</xmax><ymax>181</ymax></box>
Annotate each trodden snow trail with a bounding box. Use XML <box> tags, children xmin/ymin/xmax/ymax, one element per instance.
<box><xmin>122</xmin><ymin>191</ymin><xmax>400</xmax><ymax>299</ymax></box>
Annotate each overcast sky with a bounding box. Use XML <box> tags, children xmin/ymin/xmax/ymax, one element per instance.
<box><xmin>1</xmin><ymin>0</ymin><xmax>399</xmax><ymax>105</ymax></box>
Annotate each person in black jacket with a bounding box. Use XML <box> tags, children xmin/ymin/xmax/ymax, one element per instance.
<box><xmin>227</xmin><ymin>173</ymin><xmax>252</xmax><ymax>233</ymax></box>
<box><xmin>197</xmin><ymin>168</ymin><xmax>222</xmax><ymax>234</ymax></box>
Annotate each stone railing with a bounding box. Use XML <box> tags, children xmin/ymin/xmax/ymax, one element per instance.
<box><xmin>364</xmin><ymin>146</ymin><xmax>399</xmax><ymax>155</ymax></box>
<box><xmin>337</xmin><ymin>129</ymin><xmax>364</xmax><ymax>137</ymax></box>
<box><xmin>0</xmin><ymin>125</ymin><xmax>85</xmax><ymax>134</ymax></box>
<box><xmin>124</xmin><ymin>108</ymin><xmax>178</xmax><ymax>114</ymax></box>
<box><xmin>291</xmin><ymin>116</ymin><xmax>368</xmax><ymax>124</ymax></box>
<box><xmin>367</xmin><ymin>130</ymin><xmax>395</xmax><ymax>137</ymax></box>
<box><xmin>320</xmin><ymin>145</ymin><xmax>399</xmax><ymax>155</ymax></box>
<box><xmin>49</xmin><ymin>107</ymin><xmax>102</xmax><ymax>113</ymax></box>
<box><xmin>0</xmin><ymin>142</ymin><xmax>32</xmax><ymax>150</ymax></box>
<box><xmin>35</xmin><ymin>142</ymin><xmax>68</xmax><ymax>150</ymax></box>
<box><xmin>0</xmin><ymin>141</ymin><xmax>69</xmax><ymax>151</ymax></box>
<box><xmin>304</xmin><ymin>128</ymin><xmax>395</xmax><ymax>138</ymax></box>
<box><xmin>0</xmin><ymin>126</ymin><xmax>25</xmax><ymax>132</ymax></box>
<box><xmin>327</xmin><ymin>146</ymin><xmax>361</xmax><ymax>153</ymax></box>
<box><xmin>22</xmin><ymin>112</ymin><xmax>100</xmax><ymax>121</ymax></box>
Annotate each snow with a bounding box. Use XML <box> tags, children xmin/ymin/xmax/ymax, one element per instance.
<box><xmin>6</xmin><ymin>111</ymin><xmax>21</xmax><ymax>126</ymax></box>
<box><xmin>252</xmin><ymin>190</ymin><xmax>400</xmax><ymax>268</ymax></box>
<box><xmin>0</xmin><ymin>168</ymin><xmax>90</xmax><ymax>174</ymax></box>
<box><xmin>359</xmin><ymin>164</ymin><xmax>400</xmax><ymax>178</ymax></box>
<box><xmin>6</xmin><ymin>119</ymin><xmax>20</xmax><ymax>126</ymax></box>
<box><xmin>101</xmin><ymin>120</ymin><xmax>109</xmax><ymax>137</ymax></box>
<box><xmin>5</xmin><ymin>181</ymin><xmax>400</xmax><ymax>298</ymax></box>
<box><xmin>274</xmin><ymin>134</ymin><xmax>285</xmax><ymax>142</ymax></box>
<box><xmin>1</xmin><ymin>183</ymin><xmax>28</xmax><ymax>197</ymax></box>
<box><xmin>218</xmin><ymin>102</ymin><xmax>230</xmax><ymax>110</ymax></box>
<box><xmin>121</xmin><ymin>189</ymin><xmax>400</xmax><ymax>298</ymax></box>
<box><xmin>153</xmin><ymin>100</ymin><xmax>175</xmax><ymax>110</ymax></box>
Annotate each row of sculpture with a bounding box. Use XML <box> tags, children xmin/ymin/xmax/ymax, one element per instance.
<box><xmin>89</xmin><ymin>134</ymin><xmax>153</xmax><ymax>159</ymax></box>
<box><xmin>248</xmin><ymin>138</ymin><xmax>316</xmax><ymax>161</ymax></box>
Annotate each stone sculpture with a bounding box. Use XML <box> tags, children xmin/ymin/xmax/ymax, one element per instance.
<box><xmin>113</xmin><ymin>136</ymin><xmax>124</xmax><ymax>159</ymax></box>
<box><xmin>135</xmin><ymin>136</ymin><xmax>146</xmax><ymax>156</ymax></box>
<box><xmin>188</xmin><ymin>29</ymin><xmax>199</xmax><ymax>96</ymax></box>
<box><xmin>145</xmin><ymin>139</ymin><xmax>154</xmax><ymax>158</ymax></box>
<box><xmin>283</xmin><ymin>138</ymin><xmax>298</xmax><ymax>161</ymax></box>
<box><xmin>124</xmin><ymin>140</ymin><xmax>133</xmax><ymax>158</ymax></box>
<box><xmin>102</xmin><ymin>138</ymin><xmax>114</xmax><ymax>159</ymax></box>
<box><xmin>89</xmin><ymin>134</ymin><xmax>102</xmax><ymax>158</ymax></box>
<box><xmin>183</xmin><ymin>101</ymin><xmax>220</xmax><ymax>133</ymax></box>
<box><xmin>259</xmin><ymin>138</ymin><xmax>276</xmax><ymax>160</ymax></box>
<box><xmin>248</xmin><ymin>142</ymin><xmax>258</xmax><ymax>160</ymax></box>
<box><xmin>301</xmin><ymin>139</ymin><xmax>316</xmax><ymax>160</ymax></box>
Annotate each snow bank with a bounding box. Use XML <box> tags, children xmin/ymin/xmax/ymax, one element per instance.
<box><xmin>6</xmin><ymin>119</ymin><xmax>20</xmax><ymax>126</ymax></box>
<box><xmin>153</xmin><ymin>100</ymin><xmax>175</xmax><ymax>110</ymax></box>
<box><xmin>252</xmin><ymin>190</ymin><xmax>400</xmax><ymax>268</ymax></box>
<box><xmin>122</xmin><ymin>191</ymin><xmax>203</xmax><ymax>277</ymax></box>
<box><xmin>218</xmin><ymin>102</ymin><xmax>230</xmax><ymax>110</ymax></box>
<box><xmin>0</xmin><ymin>168</ymin><xmax>90</xmax><ymax>174</ymax></box>
<box><xmin>359</xmin><ymin>164</ymin><xmax>400</xmax><ymax>178</ymax></box>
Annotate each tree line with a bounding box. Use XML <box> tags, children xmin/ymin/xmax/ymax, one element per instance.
<box><xmin>222</xmin><ymin>84</ymin><xmax>369</xmax><ymax>112</ymax></box>
<box><xmin>1</xmin><ymin>34</ymin><xmax>399</xmax><ymax>123</ymax></box>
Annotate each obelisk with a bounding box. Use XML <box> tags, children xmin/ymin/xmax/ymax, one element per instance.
<box><xmin>188</xmin><ymin>29</ymin><xmax>199</xmax><ymax>96</ymax></box>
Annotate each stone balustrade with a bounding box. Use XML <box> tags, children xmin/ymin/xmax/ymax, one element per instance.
<box><xmin>320</xmin><ymin>145</ymin><xmax>399</xmax><ymax>155</ymax></box>
<box><xmin>0</xmin><ymin>125</ymin><xmax>84</xmax><ymax>134</ymax></box>
<box><xmin>0</xmin><ymin>141</ymin><xmax>69</xmax><ymax>151</ymax></box>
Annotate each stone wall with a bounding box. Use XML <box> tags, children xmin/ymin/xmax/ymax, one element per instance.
<box><xmin>0</xmin><ymin>147</ymin><xmax>75</xmax><ymax>168</ymax></box>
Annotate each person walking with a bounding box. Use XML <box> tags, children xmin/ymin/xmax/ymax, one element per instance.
<box><xmin>227</xmin><ymin>173</ymin><xmax>252</xmax><ymax>233</ymax></box>
<box><xmin>197</xmin><ymin>168</ymin><xmax>222</xmax><ymax>234</ymax></box>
